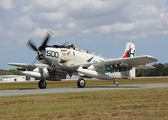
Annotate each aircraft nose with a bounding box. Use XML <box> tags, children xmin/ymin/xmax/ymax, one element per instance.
<box><xmin>36</xmin><ymin>50</ymin><xmax>46</xmax><ymax>61</ymax></box>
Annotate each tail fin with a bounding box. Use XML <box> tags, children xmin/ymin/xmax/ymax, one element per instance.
<box><xmin>122</xmin><ymin>42</ymin><xmax>135</xmax><ymax>58</ymax></box>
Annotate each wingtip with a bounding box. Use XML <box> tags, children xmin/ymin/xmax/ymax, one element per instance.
<box><xmin>142</xmin><ymin>55</ymin><xmax>158</xmax><ymax>62</ymax></box>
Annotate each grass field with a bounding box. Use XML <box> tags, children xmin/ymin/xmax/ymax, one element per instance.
<box><xmin>0</xmin><ymin>88</ymin><xmax>168</xmax><ymax>119</ymax></box>
<box><xmin>0</xmin><ymin>77</ymin><xmax>168</xmax><ymax>90</ymax></box>
<box><xmin>0</xmin><ymin>78</ymin><xmax>168</xmax><ymax>119</ymax></box>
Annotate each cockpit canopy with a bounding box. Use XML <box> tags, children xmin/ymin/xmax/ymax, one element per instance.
<box><xmin>53</xmin><ymin>42</ymin><xmax>86</xmax><ymax>53</ymax></box>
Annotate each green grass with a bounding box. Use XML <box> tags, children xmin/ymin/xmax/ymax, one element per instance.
<box><xmin>0</xmin><ymin>88</ymin><xmax>168</xmax><ymax>120</ymax></box>
<box><xmin>0</xmin><ymin>77</ymin><xmax>168</xmax><ymax>90</ymax></box>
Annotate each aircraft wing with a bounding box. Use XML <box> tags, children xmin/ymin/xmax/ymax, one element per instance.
<box><xmin>8</xmin><ymin>63</ymin><xmax>49</xmax><ymax>70</ymax></box>
<box><xmin>94</xmin><ymin>55</ymin><xmax>157</xmax><ymax>67</ymax></box>
<box><xmin>9</xmin><ymin>55</ymin><xmax>157</xmax><ymax>72</ymax></box>
<box><xmin>68</xmin><ymin>55</ymin><xmax>157</xmax><ymax>71</ymax></box>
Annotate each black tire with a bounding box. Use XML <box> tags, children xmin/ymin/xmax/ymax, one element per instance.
<box><xmin>114</xmin><ymin>81</ymin><xmax>119</xmax><ymax>86</ymax></box>
<box><xmin>38</xmin><ymin>80</ymin><xmax>47</xmax><ymax>89</ymax></box>
<box><xmin>77</xmin><ymin>78</ymin><xmax>86</xmax><ymax>88</ymax></box>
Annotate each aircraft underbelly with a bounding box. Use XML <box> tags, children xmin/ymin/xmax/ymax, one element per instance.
<box><xmin>106</xmin><ymin>68</ymin><xmax>135</xmax><ymax>79</ymax></box>
<box><xmin>106</xmin><ymin>72</ymin><xmax>129</xmax><ymax>79</ymax></box>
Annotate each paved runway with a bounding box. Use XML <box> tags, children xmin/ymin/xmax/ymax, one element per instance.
<box><xmin>0</xmin><ymin>83</ymin><xmax>168</xmax><ymax>96</ymax></box>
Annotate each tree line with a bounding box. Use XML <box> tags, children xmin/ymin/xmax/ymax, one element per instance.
<box><xmin>0</xmin><ymin>63</ymin><xmax>168</xmax><ymax>77</ymax></box>
<box><xmin>0</xmin><ymin>69</ymin><xmax>24</xmax><ymax>76</ymax></box>
<box><xmin>136</xmin><ymin>63</ymin><xmax>168</xmax><ymax>77</ymax></box>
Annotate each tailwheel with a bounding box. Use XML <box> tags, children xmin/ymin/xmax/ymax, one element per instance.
<box><xmin>38</xmin><ymin>79</ymin><xmax>47</xmax><ymax>89</ymax></box>
<box><xmin>77</xmin><ymin>78</ymin><xmax>86</xmax><ymax>88</ymax></box>
<box><xmin>114</xmin><ymin>80</ymin><xmax>119</xmax><ymax>86</ymax></box>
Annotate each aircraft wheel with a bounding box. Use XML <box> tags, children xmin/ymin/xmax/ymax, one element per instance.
<box><xmin>114</xmin><ymin>80</ymin><xmax>119</xmax><ymax>86</ymax></box>
<box><xmin>38</xmin><ymin>80</ymin><xmax>47</xmax><ymax>89</ymax></box>
<box><xmin>77</xmin><ymin>78</ymin><xmax>86</xmax><ymax>88</ymax></box>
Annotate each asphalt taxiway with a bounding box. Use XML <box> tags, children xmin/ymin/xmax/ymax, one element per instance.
<box><xmin>0</xmin><ymin>83</ymin><xmax>168</xmax><ymax>96</ymax></box>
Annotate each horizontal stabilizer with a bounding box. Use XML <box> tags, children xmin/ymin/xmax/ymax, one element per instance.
<box><xmin>136</xmin><ymin>65</ymin><xmax>155</xmax><ymax>69</ymax></box>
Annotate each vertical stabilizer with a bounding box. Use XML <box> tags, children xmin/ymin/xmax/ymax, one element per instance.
<box><xmin>122</xmin><ymin>42</ymin><xmax>135</xmax><ymax>58</ymax></box>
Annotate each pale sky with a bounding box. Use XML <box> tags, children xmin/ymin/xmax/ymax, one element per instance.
<box><xmin>1</xmin><ymin>0</ymin><xmax>168</xmax><ymax>69</ymax></box>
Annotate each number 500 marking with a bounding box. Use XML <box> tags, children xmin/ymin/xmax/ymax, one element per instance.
<box><xmin>46</xmin><ymin>50</ymin><xmax>59</xmax><ymax>58</ymax></box>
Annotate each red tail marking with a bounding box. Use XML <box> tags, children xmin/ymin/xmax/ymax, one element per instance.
<box><xmin>122</xmin><ymin>44</ymin><xmax>131</xmax><ymax>58</ymax></box>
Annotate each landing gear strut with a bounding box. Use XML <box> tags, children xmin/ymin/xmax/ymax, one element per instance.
<box><xmin>114</xmin><ymin>80</ymin><xmax>119</xmax><ymax>86</ymax></box>
<box><xmin>38</xmin><ymin>79</ymin><xmax>47</xmax><ymax>89</ymax></box>
<box><xmin>77</xmin><ymin>78</ymin><xmax>86</xmax><ymax>88</ymax></box>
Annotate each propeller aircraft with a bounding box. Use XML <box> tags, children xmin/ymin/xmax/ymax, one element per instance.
<box><xmin>8</xmin><ymin>31</ymin><xmax>158</xmax><ymax>89</ymax></box>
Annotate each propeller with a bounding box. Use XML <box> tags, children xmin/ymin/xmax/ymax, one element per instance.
<box><xmin>25</xmin><ymin>32</ymin><xmax>51</xmax><ymax>52</ymax></box>
<box><xmin>24</xmin><ymin>30</ymin><xmax>59</xmax><ymax>72</ymax></box>
<box><xmin>24</xmin><ymin>30</ymin><xmax>53</xmax><ymax>62</ymax></box>
<box><xmin>39</xmin><ymin>33</ymin><xmax>51</xmax><ymax>51</ymax></box>
<box><xmin>27</xmin><ymin>38</ymin><xmax>37</xmax><ymax>51</ymax></box>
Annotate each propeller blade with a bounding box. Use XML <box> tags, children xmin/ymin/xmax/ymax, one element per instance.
<box><xmin>28</xmin><ymin>40</ymin><xmax>38</xmax><ymax>51</ymax></box>
<box><xmin>39</xmin><ymin>33</ymin><xmax>51</xmax><ymax>50</ymax></box>
<box><xmin>25</xmin><ymin>30</ymin><xmax>53</xmax><ymax>52</ymax></box>
<box><xmin>25</xmin><ymin>37</ymin><xmax>37</xmax><ymax>51</ymax></box>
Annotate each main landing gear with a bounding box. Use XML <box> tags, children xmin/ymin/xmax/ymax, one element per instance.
<box><xmin>114</xmin><ymin>80</ymin><xmax>119</xmax><ymax>86</ymax></box>
<box><xmin>38</xmin><ymin>79</ymin><xmax>47</xmax><ymax>89</ymax></box>
<box><xmin>77</xmin><ymin>78</ymin><xmax>86</xmax><ymax>88</ymax></box>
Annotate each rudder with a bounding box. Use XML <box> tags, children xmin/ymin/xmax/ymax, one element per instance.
<box><xmin>122</xmin><ymin>42</ymin><xmax>135</xmax><ymax>58</ymax></box>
